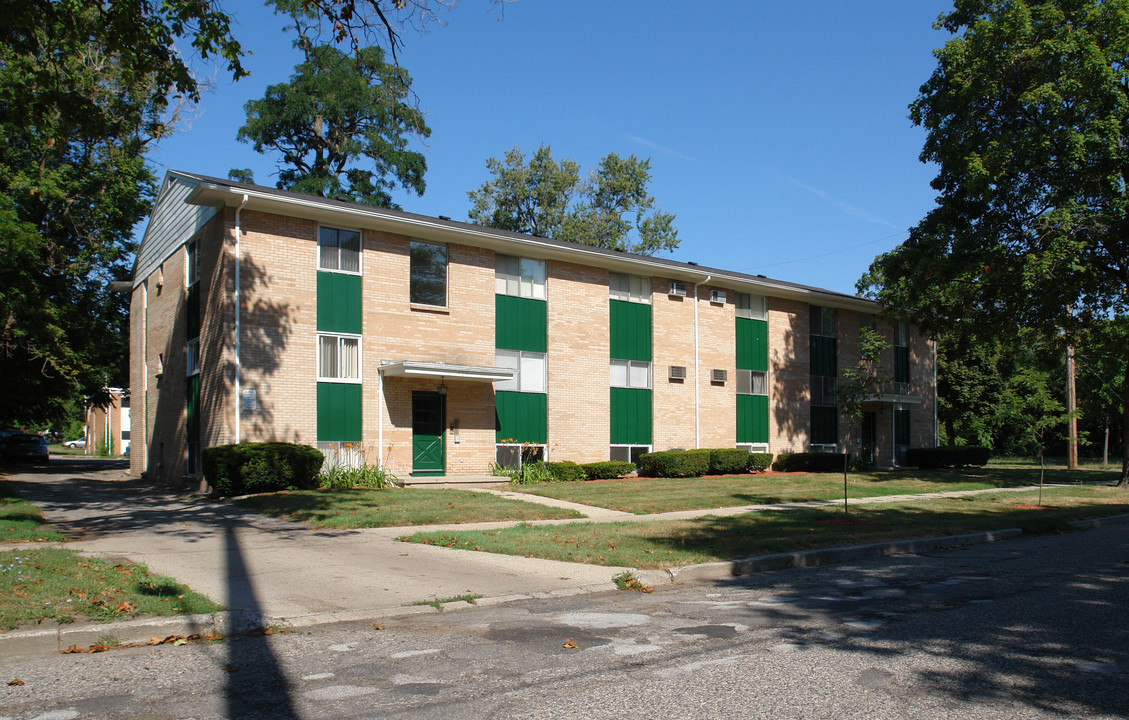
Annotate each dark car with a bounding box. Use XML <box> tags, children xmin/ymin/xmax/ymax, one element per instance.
<box><xmin>1</xmin><ymin>434</ymin><xmax>50</xmax><ymax>464</ymax></box>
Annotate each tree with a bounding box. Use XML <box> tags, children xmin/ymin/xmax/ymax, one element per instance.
<box><xmin>858</xmin><ymin>0</ymin><xmax>1129</xmax><ymax>484</ymax></box>
<box><xmin>237</xmin><ymin>41</ymin><xmax>430</xmax><ymax>208</ymax></box>
<box><xmin>835</xmin><ymin>325</ymin><xmax>891</xmax><ymax>514</ymax></box>
<box><xmin>999</xmin><ymin>367</ymin><xmax>1070</xmax><ymax>503</ymax></box>
<box><xmin>468</xmin><ymin>145</ymin><xmax>680</xmax><ymax>255</ymax></box>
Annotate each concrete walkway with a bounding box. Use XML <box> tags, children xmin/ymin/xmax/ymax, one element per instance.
<box><xmin>1</xmin><ymin>458</ymin><xmax>1081</xmax><ymax>636</ymax></box>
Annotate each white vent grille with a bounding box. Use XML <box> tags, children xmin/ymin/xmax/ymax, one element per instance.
<box><xmin>711</xmin><ymin>369</ymin><xmax>727</xmax><ymax>384</ymax></box>
<box><xmin>669</xmin><ymin>365</ymin><xmax>687</xmax><ymax>381</ymax></box>
<box><xmin>710</xmin><ymin>289</ymin><xmax>726</xmax><ymax>304</ymax></box>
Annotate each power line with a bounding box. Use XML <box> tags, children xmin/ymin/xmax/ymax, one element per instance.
<box><xmin>735</xmin><ymin>230</ymin><xmax>907</xmax><ymax>273</ymax></box>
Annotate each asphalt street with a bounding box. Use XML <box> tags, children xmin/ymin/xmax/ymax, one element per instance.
<box><xmin>2</xmin><ymin>520</ymin><xmax>1126</xmax><ymax>719</ymax></box>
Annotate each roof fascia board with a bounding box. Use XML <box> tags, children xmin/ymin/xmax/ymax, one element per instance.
<box><xmin>185</xmin><ymin>180</ymin><xmax>881</xmax><ymax>313</ymax></box>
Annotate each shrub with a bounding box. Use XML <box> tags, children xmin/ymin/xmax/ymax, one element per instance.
<box><xmin>543</xmin><ymin>461</ymin><xmax>587</xmax><ymax>483</ymax></box>
<box><xmin>319</xmin><ymin>462</ymin><xmax>398</xmax><ymax>490</ymax></box>
<box><xmin>637</xmin><ymin>449</ymin><xmax>711</xmax><ymax>478</ymax></box>
<box><xmin>906</xmin><ymin>446</ymin><xmax>990</xmax><ymax>469</ymax></box>
<box><xmin>581</xmin><ymin>461</ymin><xmax>635</xmax><ymax>480</ymax></box>
<box><xmin>495</xmin><ymin>462</ymin><xmax>555</xmax><ymax>485</ymax></box>
<box><xmin>203</xmin><ymin>442</ymin><xmax>324</xmax><ymax>497</ymax></box>
<box><xmin>708</xmin><ymin>448</ymin><xmax>750</xmax><ymax>475</ymax></box>
<box><xmin>772</xmin><ymin>452</ymin><xmax>847</xmax><ymax>473</ymax></box>
<box><xmin>747</xmin><ymin>452</ymin><xmax>773</xmax><ymax>473</ymax></box>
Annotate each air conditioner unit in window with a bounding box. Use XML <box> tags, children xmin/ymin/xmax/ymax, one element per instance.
<box><xmin>710</xmin><ymin>289</ymin><xmax>726</xmax><ymax>304</ymax></box>
<box><xmin>669</xmin><ymin>365</ymin><xmax>687</xmax><ymax>381</ymax></box>
<box><xmin>669</xmin><ymin>282</ymin><xmax>687</xmax><ymax>297</ymax></box>
<box><xmin>711</xmin><ymin>369</ymin><xmax>727</xmax><ymax>384</ymax></box>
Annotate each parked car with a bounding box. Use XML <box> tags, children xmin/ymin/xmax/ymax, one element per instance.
<box><xmin>1</xmin><ymin>433</ymin><xmax>50</xmax><ymax>464</ymax></box>
<box><xmin>62</xmin><ymin>438</ymin><xmax>86</xmax><ymax>448</ymax></box>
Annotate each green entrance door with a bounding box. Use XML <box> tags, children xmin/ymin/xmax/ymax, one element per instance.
<box><xmin>412</xmin><ymin>391</ymin><xmax>445</xmax><ymax>475</ymax></box>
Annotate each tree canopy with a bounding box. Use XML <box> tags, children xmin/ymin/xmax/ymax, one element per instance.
<box><xmin>468</xmin><ymin>145</ymin><xmax>680</xmax><ymax>255</ymax></box>
<box><xmin>237</xmin><ymin>41</ymin><xmax>430</xmax><ymax>208</ymax></box>
<box><xmin>858</xmin><ymin>0</ymin><xmax>1129</xmax><ymax>483</ymax></box>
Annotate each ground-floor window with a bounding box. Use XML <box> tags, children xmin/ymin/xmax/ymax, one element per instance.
<box><xmin>495</xmin><ymin>443</ymin><xmax>545</xmax><ymax>469</ymax></box>
<box><xmin>317</xmin><ymin>441</ymin><xmax>365</xmax><ymax>470</ymax></box>
<box><xmin>737</xmin><ymin>443</ymin><xmax>769</xmax><ymax>453</ymax></box>
<box><xmin>611</xmin><ymin>445</ymin><xmax>651</xmax><ymax>464</ymax></box>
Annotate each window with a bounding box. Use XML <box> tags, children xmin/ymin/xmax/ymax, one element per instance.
<box><xmin>811</xmin><ymin>305</ymin><xmax>837</xmax><ymax>337</ymax></box>
<box><xmin>495</xmin><ymin>255</ymin><xmax>546</xmax><ymax>299</ymax></box>
<box><xmin>736</xmin><ymin>293</ymin><xmax>767</xmax><ymax>320</ymax></box>
<box><xmin>894</xmin><ymin>321</ymin><xmax>910</xmax><ymax>394</ymax></box>
<box><xmin>609</xmin><ymin>272</ymin><xmax>651</xmax><ymax>304</ymax></box>
<box><xmin>737</xmin><ymin>443</ymin><xmax>769</xmax><ymax>453</ymax></box>
<box><xmin>895</xmin><ymin>321</ymin><xmax>908</xmax><ymax>347</ymax></box>
<box><xmin>610</xmin><ymin>359</ymin><xmax>651</xmax><ymax>389</ymax></box>
<box><xmin>186</xmin><ymin>239</ymin><xmax>199</xmax><ymax>286</ymax></box>
<box><xmin>611</xmin><ymin>445</ymin><xmax>651</xmax><ymax>464</ymax></box>
<box><xmin>186</xmin><ymin>338</ymin><xmax>200</xmax><ymax>376</ymax></box>
<box><xmin>736</xmin><ymin>369</ymin><xmax>768</xmax><ymax>395</ymax></box>
<box><xmin>495</xmin><ymin>350</ymin><xmax>547</xmax><ymax>393</ymax></box>
<box><xmin>317</xmin><ymin>441</ymin><xmax>364</xmax><ymax>470</ymax></box>
<box><xmin>410</xmin><ymin>241</ymin><xmax>447</xmax><ymax>306</ymax></box>
<box><xmin>495</xmin><ymin>444</ymin><xmax>545</xmax><ymax>469</ymax></box>
<box><xmin>810</xmin><ymin>375</ymin><xmax>837</xmax><ymax>406</ymax></box>
<box><xmin>318</xmin><ymin>227</ymin><xmax>361</xmax><ymax>273</ymax></box>
<box><xmin>318</xmin><ymin>333</ymin><xmax>360</xmax><ymax>382</ymax></box>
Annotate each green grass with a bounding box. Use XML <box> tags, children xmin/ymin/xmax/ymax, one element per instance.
<box><xmin>400</xmin><ymin>486</ymin><xmax>1129</xmax><ymax>569</ymax></box>
<box><xmin>47</xmin><ymin>444</ymin><xmax>87</xmax><ymax>457</ymax></box>
<box><xmin>508</xmin><ymin>466</ymin><xmax>1121</xmax><ymax>515</ymax></box>
<box><xmin>0</xmin><ymin>483</ymin><xmax>66</xmax><ymax>543</ymax></box>
<box><xmin>233</xmin><ymin>487</ymin><xmax>583</xmax><ymax>528</ymax></box>
<box><xmin>407</xmin><ymin>593</ymin><xmax>483</xmax><ymax>611</ymax></box>
<box><xmin>0</xmin><ymin>547</ymin><xmax>222</xmax><ymax>631</ymax></box>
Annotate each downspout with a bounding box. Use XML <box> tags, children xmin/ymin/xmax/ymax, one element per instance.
<box><xmin>234</xmin><ymin>194</ymin><xmax>249</xmax><ymax>444</ymax></box>
<box><xmin>377</xmin><ymin>366</ymin><xmax>385</xmax><ymax>470</ymax></box>
<box><xmin>693</xmin><ymin>275</ymin><xmax>712</xmax><ymax>449</ymax></box>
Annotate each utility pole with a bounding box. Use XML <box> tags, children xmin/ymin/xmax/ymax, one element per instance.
<box><xmin>1066</xmin><ymin>325</ymin><xmax>1079</xmax><ymax>470</ymax></box>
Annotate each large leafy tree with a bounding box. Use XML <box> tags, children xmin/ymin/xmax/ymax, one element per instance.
<box><xmin>237</xmin><ymin>41</ymin><xmax>430</xmax><ymax>208</ymax></box>
<box><xmin>468</xmin><ymin>145</ymin><xmax>680</xmax><ymax>255</ymax></box>
<box><xmin>858</xmin><ymin>0</ymin><xmax>1129</xmax><ymax>484</ymax></box>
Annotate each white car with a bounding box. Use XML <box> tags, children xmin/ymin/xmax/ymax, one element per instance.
<box><xmin>63</xmin><ymin>439</ymin><xmax>86</xmax><ymax>448</ymax></box>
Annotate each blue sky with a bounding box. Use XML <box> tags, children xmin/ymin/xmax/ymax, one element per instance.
<box><xmin>148</xmin><ymin>1</ymin><xmax>956</xmax><ymax>295</ymax></box>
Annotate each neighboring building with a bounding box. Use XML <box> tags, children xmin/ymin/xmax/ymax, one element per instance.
<box><xmin>86</xmin><ymin>388</ymin><xmax>130</xmax><ymax>456</ymax></box>
<box><xmin>129</xmin><ymin>171</ymin><xmax>936</xmax><ymax>483</ymax></box>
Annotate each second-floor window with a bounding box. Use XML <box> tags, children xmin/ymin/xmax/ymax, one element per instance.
<box><xmin>609</xmin><ymin>272</ymin><xmax>651</xmax><ymax>304</ymax></box>
<box><xmin>610</xmin><ymin>359</ymin><xmax>651</xmax><ymax>389</ymax></box>
<box><xmin>736</xmin><ymin>293</ymin><xmax>767</xmax><ymax>320</ymax></box>
<box><xmin>736</xmin><ymin>369</ymin><xmax>767</xmax><ymax>395</ymax></box>
<box><xmin>318</xmin><ymin>227</ymin><xmax>361</xmax><ymax>273</ymax></box>
<box><xmin>186</xmin><ymin>239</ymin><xmax>199</xmax><ymax>286</ymax></box>
<box><xmin>410</xmin><ymin>241</ymin><xmax>447</xmax><ymax>306</ymax></box>
<box><xmin>496</xmin><ymin>255</ymin><xmax>546</xmax><ymax>299</ymax></box>
<box><xmin>318</xmin><ymin>333</ymin><xmax>360</xmax><ymax>382</ymax></box>
<box><xmin>495</xmin><ymin>350</ymin><xmax>547</xmax><ymax>393</ymax></box>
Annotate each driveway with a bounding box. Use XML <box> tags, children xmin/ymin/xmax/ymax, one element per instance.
<box><xmin>2</xmin><ymin>458</ymin><xmax>631</xmax><ymax>625</ymax></box>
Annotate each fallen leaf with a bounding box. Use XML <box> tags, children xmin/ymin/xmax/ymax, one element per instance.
<box><xmin>63</xmin><ymin>645</ymin><xmax>87</xmax><ymax>654</ymax></box>
<box><xmin>372</xmin><ymin>624</ymin><xmax>384</xmax><ymax>630</ymax></box>
<box><xmin>172</xmin><ymin>638</ymin><xmax>188</xmax><ymax>646</ymax></box>
<box><xmin>89</xmin><ymin>644</ymin><xmax>110</xmax><ymax>653</ymax></box>
<box><xmin>149</xmin><ymin>636</ymin><xmax>164</xmax><ymax>645</ymax></box>
<box><xmin>563</xmin><ymin>638</ymin><xmax>577</xmax><ymax>649</ymax></box>
<box><xmin>221</xmin><ymin>665</ymin><xmax>238</xmax><ymax>673</ymax></box>
<box><xmin>8</xmin><ymin>679</ymin><xmax>24</xmax><ymax>686</ymax></box>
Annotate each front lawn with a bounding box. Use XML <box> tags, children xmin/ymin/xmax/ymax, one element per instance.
<box><xmin>1</xmin><ymin>483</ymin><xmax>66</xmax><ymax>543</ymax></box>
<box><xmin>1</xmin><ymin>547</ymin><xmax>221</xmax><ymax>631</ymax></box>
<box><xmin>508</xmin><ymin>466</ymin><xmax>1120</xmax><ymax>515</ymax></box>
<box><xmin>233</xmin><ymin>487</ymin><xmax>584</xmax><ymax>528</ymax></box>
<box><xmin>400</xmin><ymin>486</ymin><xmax>1129</xmax><ymax>569</ymax></box>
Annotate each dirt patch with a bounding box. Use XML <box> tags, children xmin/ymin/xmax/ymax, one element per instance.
<box><xmin>1013</xmin><ymin>504</ymin><xmax>1062</xmax><ymax>510</ymax></box>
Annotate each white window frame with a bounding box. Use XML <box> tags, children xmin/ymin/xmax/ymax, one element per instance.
<box><xmin>186</xmin><ymin>337</ymin><xmax>200</xmax><ymax>377</ymax></box>
<box><xmin>495</xmin><ymin>443</ymin><xmax>546</xmax><ymax>470</ymax></box>
<box><xmin>737</xmin><ymin>443</ymin><xmax>770</xmax><ymax>454</ymax></box>
<box><xmin>317</xmin><ymin>333</ymin><xmax>362</xmax><ymax>383</ymax></box>
<box><xmin>736</xmin><ymin>369</ymin><xmax>767</xmax><ymax>396</ymax></box>
<box><xmin>736</xmin><ymin>293</ymin><xmax>767</xmax><ymax>320</ymax></box>
<box><xmin>609</xmin><ymin>272</ymin><xmax>652</xmax><ymax>304</ymax></box>
<box><xmin>610</xmin><ymin>444</ymin><xmax>651</xmax><ymax>464</ymax></box>
<box><xmin>610</xmin><ymin>359</ymin><xmax>651</xmax><ymax>389</ymax></box>
<box><xmin>317</xmin><ymin>226</ymin><xmax>363</xmax><ymax>275</ymax></box>
<box><xmin>186</xmin><ymin>238</ymin><xmax>199</xmax><ymax>287</ymax></box>
<box><xmin>495</xmin><ymin>254</ymin><xmax>547</xmax><ymax>300</ymax></box>
<box><xmin>495</xmin><ymin>350</ymin><xmax>547</xmax><ymax>393</ymax></box>
<box><xmin>317</xmin><ymin>441</ymin><xmax>365</xmax><ymax>470</ymax></box>
<box><xmin>410</xmin><ymin>240</ymin><xmax>448</xmax><ymax>307</ymax></box>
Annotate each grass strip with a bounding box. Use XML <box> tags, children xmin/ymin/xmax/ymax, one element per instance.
<box><xmin>1</xmin><ymin>547</ymin><xmax>222</xmax><ymax>631</ymax></box>
<box><xmin>400</xmin><ymin>486</ymin><xmax>1129</xmax><ymax>569</ymax></box>
<box><xmin>1</xmin><ymin>483</ymin><xmax>65</xmax><ymax>543</ymax></box>
<box><xmin>233</xmin><ymin>487</ymin><xmax>583</xmax><ymax>528</ymax></box>
<box><xmin>508</xmin><ymin>466</ymin><xmax>1121</xmax><ymax>515</ymax></box>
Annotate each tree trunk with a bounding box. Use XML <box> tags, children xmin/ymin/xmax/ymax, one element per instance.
<box><xmin>1120</xmin><ymin>357</ymin><xmax>1129</xmax><ymax>487</ymax></box>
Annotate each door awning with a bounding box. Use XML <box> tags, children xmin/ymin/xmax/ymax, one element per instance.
<box><xmin>379</xmin><ymin>360</ymin><xmax>515</xmax><ymax>383</ymax></box>
<box><xmin>861</xmin><ymin>394</ymin><xmax>923</xmax><ymax>408</ymax></box>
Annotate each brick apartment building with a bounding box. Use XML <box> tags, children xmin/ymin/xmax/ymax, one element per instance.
<box><xmin>129</xmin><ymin>171</ymin><xmax>936</xmax><ymax>483</ymax></box>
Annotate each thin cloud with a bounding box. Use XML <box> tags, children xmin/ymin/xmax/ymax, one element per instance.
<box><xmin>786</xmin><ymin>176</ymin><xmax>898</xmax><ymax>229</ymax></box>
<box><xmin>624</xmin><ymin>134</ymin><xmax>700</xmax><ymax>163</ymax></box>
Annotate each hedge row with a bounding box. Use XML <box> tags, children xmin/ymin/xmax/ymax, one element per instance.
<box><xmin>637</xmin><ymin>449</ymin><xmax>776</xmax><ymax>478</ymax></box>
<box><xmin>202</xmin><ymin>442</ymin><xmax>324</xmax><ymax>497</ymax></box>
<box><xmin>540</xmin><ymin>460</ymin><xmax>636</xmax><ymax>482</ymax></box>
<box><xmin>772</xmin><ymin>452</ymin><xmax>847</xmax><ymax>473</ymax></box>
<box><xmin>906</xmin><ymin>446</ymin><xmax>990</xmax><ymax>469</ymax></box>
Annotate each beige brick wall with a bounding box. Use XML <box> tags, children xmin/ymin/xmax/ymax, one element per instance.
<box><xmin>651</xmin><ymin>281</ymin><xmax>696</xmax><ymax>450</ymax></box>
<box><xmin>695</xmin><ymin>285</ymin><xmax>738</xmax><ymax>449</ymax></box>
<box><xmin>768</xmin><ymin>296</ymin><xmax>810</xmax><ymax>453</ymax></box>
<box><xmin>546</xmin><ymin>260</ymin><xmax>610</xmax><ymax>463</ymax></box>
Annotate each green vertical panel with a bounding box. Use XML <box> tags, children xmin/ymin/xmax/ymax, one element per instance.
<box><xmin>736</xmin><ymin>395</ymin><xmax>769</xmax><ymax>444</ymax></box>
<box><xmin>495</xmin><ymin>295</ymin><xmax>548</xmax><ymax>352</ymax></box>
<box><xmin>894</xmin><ymin>346</ymin><xmax>910</xmax><ymax>385</ymax></box>
<box><xmin>494</xmin><ymin>391</ymin><xmax>548</xmax><ymax>444</ymax></box>
<box><xmin>317</xmin><ymin>383</ymin><xmax>362</xmax><ymax>441</ymax></box>
<box><xmin>810</xmin><ymin>406</ymin><xmax>838</xmax><ymax>445</ymax></box>
<box><xmin>317</xmin><ymin>272</ymin><xmax>362</xmax><ymax>334</ymax></box>
<box><xmin>811</xmin><ymin>336</ymin><xmax>837</xmax><ymax>376</ymax></box>
<box><xmin>735</xmin><ymin>318</ymin><xmax>768</xmax><ymax>371</ymax></box>
<box><xmin>186</xmin><ymin>375</ymin><xmax>200</xmax><ymax>438</ymax></box>
<box><xmin>610</xmin><ymin>387</ymin><xmax>652</xmax><ymax>445</ymax></box>
<box><xmin>186</xmin><ymin>284</ymin><xmax>200</xmax><ymax>340</ymax></box>
<box><xmin>609</xmin><ymin>300</ymin><xmax>652</xmax><ymax>362</ymax></box>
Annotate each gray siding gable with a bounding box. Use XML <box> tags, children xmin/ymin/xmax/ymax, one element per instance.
<box><xmin>132</xmin><ymin>171</ymin><xmax>217</xmax><ymax>286</ymax></box>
